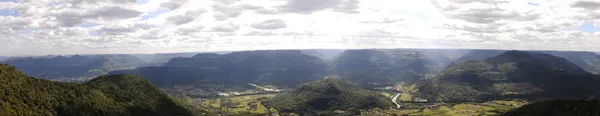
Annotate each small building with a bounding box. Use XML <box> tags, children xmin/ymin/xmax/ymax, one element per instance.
<box><xmin>218</xmin><ymin>92</ymin><xmax>230</xmax><ymax>97</ymax></box>
<box><xmin>413</xmin><ymin>97</ymin><xmax>428</xmax><ymax>102</ymax></box>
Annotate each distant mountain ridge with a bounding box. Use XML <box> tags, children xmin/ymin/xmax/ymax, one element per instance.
<box><xmin>332</xmin><ymin>49</ymin><xmax>465</xmax><ymax>88</ymax></box>
<box><xmin>414</xmin><ymin>51</ymin><xmax>600</xmax><ymax>102</ymax></box>
<box><xmin>1</xmin><ymin>54</ymin><xmax>147</xmax><ymax>80</ymax></box>
<box><xmin>0</xmin><ymin>64</ymin><xmax>195</xmax><ymax>116</ymax></box>
<box><xmin>111</xmin><ymin>50</ymin><xmax>328</xmax><ymax>88</ymax></box>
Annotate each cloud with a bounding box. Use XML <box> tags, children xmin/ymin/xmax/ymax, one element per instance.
<box><xmin>177</xmin><ymin>26</ymin><xmax>204</xmax><ymax>35</ymax></box>
<box><xmin>167</xmin><ymin>15</ymin><xmax>195</xmax><ymax>25</ymax></box>
<box><xmin>49</xmin><ymin>6</ymin><xmax>142</xmax><ymax>27</ymax></box>
<box><xmin>572</xmin><ymin>1</ymin><xmax>600</xmax><ymax>10</ymax></box>
<box><xmin>279</xmin><ymin>0</ymin><xmax>360</xmax><ymax>14</ymax></box>
<box><xmin>3</xmin><ymin>0</ymin><xmax>600</xmax><ymax>56</ymax></box>
<box><xmin>212</xmin><ymin>3</ymin><xmax>244</xmax><ymax>20</ymax></box>
<box><xmin>166</xmin><ymin>9</ymin><xmax>206</xmax><ymax>25</ymax></box>
<box><xmin>250</xmin><ymin>19</ymin><xmax>288</xmax><ymax>30</ymax></box>
<box><xmin>209</xmin><ymin>23</ymin><xmax>240</xmax><ymax>32</ymax></box>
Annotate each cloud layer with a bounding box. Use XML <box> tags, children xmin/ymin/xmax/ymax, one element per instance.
<box><xmin>1</xmin><ymin>0</ymin><xmax>600</xmax><ymax>56</ymax></box>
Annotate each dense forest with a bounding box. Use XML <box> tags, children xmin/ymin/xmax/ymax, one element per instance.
<box><xmin>502</xmin><ymin>100</ymin><xmax>600</xmax><ymax>116</ymax></box>
<box><xmin>457</xmin><ymin>50</ymin><xmax>600</xmax><ymax>74</ymax></box>
<box><xmin>263</xmin><ymin>78</ymin><xmax>392</xmax><ymax>115</ymax></box>
<box><xmin>0</xmin><ymin>64</ymin><xmax>197</xmax><ymax>116</ymax></box>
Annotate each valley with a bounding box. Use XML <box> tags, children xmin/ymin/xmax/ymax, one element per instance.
<box><xmin>2</xmin><ymin>49</ymin><xmax>600</xmax><ymax>115</ymax></box>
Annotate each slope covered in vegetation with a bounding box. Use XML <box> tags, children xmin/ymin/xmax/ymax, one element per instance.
<box><xmin>502</xmin><ymin>100</ymin><xmax>600</xmax><ymax>116</ymax></box>
<box><xmin>414</xmin><ymin>51</ymin><xmax>600</xmax><ymax>102</ymax></box>
<box><xmin>0</xmin><ymin>64</ymin><xmax>195</xmax><ymax>116</ymax></box>
<box><xmin>263</xmin><ymin>78</ymin><xmax>392</xmax><ymax>115</ymax></box>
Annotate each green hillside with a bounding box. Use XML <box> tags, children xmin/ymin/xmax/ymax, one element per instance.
<box><xmin>0</xmin><ymin>64</ymin><xmax>196</xmax><ymax>116</ymax></box>
<box><xmin>413</xmin><ymin>51</ymin><xmax>600</xmax><ymax>102</ymax></box>
<box><xmin>502</xmin><ymin>100</ymin><xmax>600</xmax><ymax>116</ymax></box>
<box><xmin>263</xmin><ymin>78</ymin><xmax>392</xmax><ymax>115</ymax></box>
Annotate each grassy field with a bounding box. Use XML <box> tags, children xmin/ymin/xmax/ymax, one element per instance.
<box><xmin>400</xmin><ymin>92</ymin><xmax>413</xmax><ymax>101</ymax></box>
<box><xmin>404</xmin><ymin>100</ymin><xmax>527</xmax><ymax>116</ymax></box>
<box><xmin>195</xmin><ymin>90</ymin><xmax>526</xmax><ymax>116</ymax></box>
<box><xmin>200</xmin><ymin>94</ymin><xmax>277</xmax><ymax>115</ymax></box>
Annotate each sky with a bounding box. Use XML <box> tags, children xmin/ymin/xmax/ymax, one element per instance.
<box><xmin>1</xmin><ymin>0</ymin><xmax>600</xmax><ymax>56</ymax></box>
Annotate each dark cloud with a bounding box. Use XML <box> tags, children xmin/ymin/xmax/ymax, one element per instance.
<box><xmin>167</xmin><ymin>15</ymin><xmax>195</xmax><ymax>25</ymax></box>
<box><xmin>91</xmin><ymin>6</ymin><xmax>143</xmax><ymax>20</ymax></box>
<box><xmin>279</xmin><ymin>0</ymin><xmax>360</xmax><ymax>14</ymax></box>
<box><xmin>51</xmin><ymin>6</ymin><xmax>142</xmax><ymax>27</ymax></box>
<box><xmin>332</xmin><ymin>0</ymin><xmax>360</xmax><ymax>14</ymax></box>
<box><xmin>161</xmin><ymin>2</ymin><xmax>182</xmax><ymax>10</ymax></box>
<box><xmin>166</xmin><ymin>9</ymin><xmax>206</xmax><ymax>25</ymax></box>
<box><xmin>250</xmin><ymin>19</ymin><xmax>288</xmax><ymax>30</ymax></box>
<box><xmin>572</xmin><ymin>1</ymin><xmax>600</xmax><ymax>10</ymax></box>
<box><xmin>438</xmin><ymin>1</ymin><xmax>539</xmax><ymax>24</ymax></box>
<box><xmin>160</xmin><ymin>0</ymin><xmax>188</xmax><ymax>10</ymax></box>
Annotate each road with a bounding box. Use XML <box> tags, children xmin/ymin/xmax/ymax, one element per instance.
<box><xmin>392</xmin><ymin>93</ymin><xmax>401</xmax><ymax>108</ymax></box>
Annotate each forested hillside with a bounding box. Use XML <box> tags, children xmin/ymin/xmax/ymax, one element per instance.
<box><xmin>457</xmin><ymin>50</ymin><xmax>600</xmax><ymax>74</ymax></box>
<box><xmin>414</xmin><ymin>51</ymin><xmax>600</xmax><ymax>102</ymax></box>
<box><xmin>263</xmin><ymin>78</ymin><xmax>392</xmax><ymax>115</ymax></box>
<box><xmin>0</xmin><ymin>64</ymin><xmax>196</xmax><ymax>116</ymax></box>
<box><xmin>502</xmin><ymin>100</ymin><xmax>600</xmax><ymax>116</ymax></box>
<box><xmin>541</xmin><ymin>51</ymin><xmax>600</xmax><ymax>74</ymax></box>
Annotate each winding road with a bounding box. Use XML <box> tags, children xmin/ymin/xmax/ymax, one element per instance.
<box><xmin>392</xmin><ymin>93</ymin><xmax>401</xmax><ymax>108</ymax></box>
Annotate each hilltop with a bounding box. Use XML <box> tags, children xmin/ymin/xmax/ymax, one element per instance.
<box><xmin>457</xmin><ymin>50</ymin><xmax>600</xmax><ymax>74</ymax></box>
<box><xmin>0</xmin><ymin>64</ymin><xmax>196</xmax><ymax>116</ymax></box>
<box><xmin>263</xmin><ymin>78</ymin><xmax>392</xmax><ymax>115</ymax></box>
<box><xmin>413</xmin><ymin>51</ymin><xmax>600</xmax><ymax>102</ymax></box>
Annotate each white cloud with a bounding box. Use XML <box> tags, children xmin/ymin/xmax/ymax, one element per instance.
<box><xmin>1</xmin><ymin>0</ymin><xmax>600</xmax><ymax>56</ymax></box>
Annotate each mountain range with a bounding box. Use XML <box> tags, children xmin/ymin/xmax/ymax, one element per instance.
<box><xmin>413</xmin><ymin>51</ymin><xmax>600</xmax><ymax>102</ymax></box>
<box><xmin>1</xmin><ymin>55</ymin><xmax>146</xmax><ymax>80</ymax></box>
<box><xmin>111</xmin><ymin>50</ymin><xmax>328</xmax><ymax>89</ymax></box>
<box><xmin>331</xmin><ymin>49</ymin><xmax>468</xmax><ymax>89</ymax></box>
<box><xmin>457</xmin><ymin>50</ymin><xmax>600</xmax><ymax>74</ymax></box>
